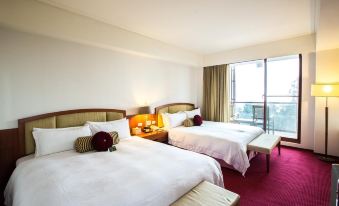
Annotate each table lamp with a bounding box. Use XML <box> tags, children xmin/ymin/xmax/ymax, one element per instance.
<box><xmin>311</xmin><ymin>84</ymin><xmax>339</xmax><ymax>162</ymax></box>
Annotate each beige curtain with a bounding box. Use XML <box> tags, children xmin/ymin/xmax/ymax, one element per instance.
<box><xmin>203</xmin><ymin>64</ymin><xmax>229</xmax><ymax>122</ymax></box>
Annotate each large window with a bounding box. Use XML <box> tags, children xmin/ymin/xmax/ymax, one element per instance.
<box><xmin>230</xmin><ymin>54</ymin><xmax>301</xmax><ymax>142</ymax></box>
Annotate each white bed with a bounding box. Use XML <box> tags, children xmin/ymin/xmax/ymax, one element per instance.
<box><xmin>167</xmin><ymin>121</ymin><xmax>264</xmax><ymax>175</ymax></box>
<box><xmin>5</xmin><ymin>137</ymin><xmax>224</xmax><ymax>206</ymax></box>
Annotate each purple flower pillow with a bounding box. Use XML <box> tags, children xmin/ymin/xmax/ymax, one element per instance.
<box><xmin>91</xmin><ymin>131</ymin><xmax>113</xmax><ymax>151</ymax></box>
<box><xmin>193</xmin><ymin>115</ymin><xmax>203</xmax><ymax>126</ymax></box>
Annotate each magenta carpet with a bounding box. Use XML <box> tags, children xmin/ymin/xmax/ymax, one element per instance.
<box><xmin>222</xmin><ymin>146</ymin><xmax>332</xmax><ymax>206</ymax></box>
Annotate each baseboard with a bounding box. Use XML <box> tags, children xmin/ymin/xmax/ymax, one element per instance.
<box><xmin>280</xmin><ymin>145</ymin><xmax>313</xmax><ymax>152</ymax></box>
<box><xmin>313</xmin><ymin>152</ymin><xmax>339</xmax><ymax>161</ymax></box>
<box><xmin>281</xmin><ymin>145</ymin><xmax>339</xmax><ymax>160</ymax></box>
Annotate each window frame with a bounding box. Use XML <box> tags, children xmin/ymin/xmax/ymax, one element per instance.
<box><xmin>229</xmin><ymin>54</ymin><xmax>302</xmax><ymax>143</ymax></box>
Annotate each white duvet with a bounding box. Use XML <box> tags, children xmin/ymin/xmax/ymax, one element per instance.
<box><xmin>4</xmin><ymin>137</ymin><xmax>223</xmax><ymax>206</ymax></box>
<box><xmin>168</xmin><ymin>121</ymin><xmax>264</xmax><ymax>175</ymax></box>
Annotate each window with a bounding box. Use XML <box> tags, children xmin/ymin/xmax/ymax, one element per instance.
<box><xmin>230</xmin><ymin>54</ymin><xmax>301</xmax><ymax>143</ymax></box>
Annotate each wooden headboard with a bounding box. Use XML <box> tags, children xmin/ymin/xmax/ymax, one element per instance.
<box><xmin>18</xmin><ymin>108</ymin><xmax>126</xmax><ymax>156</ymax></box>
<box><xmin>154</xmin><ymin>103</ymin><xmax>195</xmax><ymax>127</ymax></box>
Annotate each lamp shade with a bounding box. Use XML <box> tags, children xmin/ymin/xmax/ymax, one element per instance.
<box><xmin>138</xmin><ymin>106</ymin><xmax>151</xmax><ymax>114</ymax></box>
<box><xmin>311</xmin><ymin>84</ymin><xmax>339</xmax><ymax>97</ymax></box>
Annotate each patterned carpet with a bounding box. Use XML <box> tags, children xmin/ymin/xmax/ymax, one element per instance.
<box><xmin>222</xmin><ymin>146</ymin><xmax>332</xmax><ymax>206</ymax></box>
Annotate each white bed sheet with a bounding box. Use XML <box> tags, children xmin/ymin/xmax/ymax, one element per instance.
<box><xmin>168</xmin><ymin>121</ymin><xmax>264</xmax><ymax>175</ymax></box>
<box><xmin>5</xmin><ymin>137</ymin><xmax>223</xmax><ymax>206</ymax></box>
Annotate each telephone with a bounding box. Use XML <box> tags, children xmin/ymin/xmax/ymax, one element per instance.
<box><xmin>150</xmin><ymin>125</ymin><xmax>161</xmax><ymax>131</ymax></box>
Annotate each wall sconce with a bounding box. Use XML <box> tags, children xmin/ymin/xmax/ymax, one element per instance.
<box><xmin>129</xmin><ymin>106</ymin><xmax>156</xmax><ymax>135</ymax></box>
<box><xmin>138</xmin><ymin>106</ymin><xmax>151</xmax><ymax>115</ymax></box>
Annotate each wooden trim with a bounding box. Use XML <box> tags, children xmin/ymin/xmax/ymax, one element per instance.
<box><xmin>296</xmin><ymin>53</ymin><xmax>303</xmax><ymax>144</ymax></box>
<box><xmin>278</xmin><ymin>54</ymin><xmax>302</xmax><ymax>143</ymax></box>
<box><xmin>0</xmin><ymin>128</ymin><xmax>19</xmax><ymax>205</ymax></box>
<box><xmin>281</xmin><ymin>54</ymin><xmax>302</xmax><ymax>143</ymax></box>
<box><xmin>154</xmin><ymin>103</ymin><xmax>195</xmax><ymax>114</ymax></box>
<box><xmin>18</xmin><ymin>108</ymin><xmax>126</xmax><ymax>156</ymax></box>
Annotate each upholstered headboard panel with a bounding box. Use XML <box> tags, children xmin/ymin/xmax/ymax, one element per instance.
<box><xmin>18</xmin><ymin>109</ymin><xmax>126</xmax><ymax>155</ymax></box>
<box><xmin>155</xmin><ymin>103</ymin><xmax>195</xmax><ymax>128</ymax></box>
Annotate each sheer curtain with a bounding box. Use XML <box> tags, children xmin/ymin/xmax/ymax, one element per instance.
<box><xmin>203</xmin><ymin>64</ymin><xmax>229</xmax><ymax>122</ymax></box>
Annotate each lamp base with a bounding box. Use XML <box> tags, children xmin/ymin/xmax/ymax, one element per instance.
<box><xmin>317</xmin><ymin>155</ymin><xmax>337</xmax><ymax>163</ymax></box>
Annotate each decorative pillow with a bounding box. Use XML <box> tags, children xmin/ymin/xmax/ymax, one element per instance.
<box><xmin>193</xmin><ymin>115</ymin><xmax>203</xmax><ymax>126</ymax></box>
<box><xmin>109</xmin><ymin>131</ymin><xmax>120</xmax><ymax>145</ymax></box>
<box><xmin>91</xmin><ymin>131</ymin><xmax>113</xmax><ymax>151</ymax></box>
<box><xmin>185</xmin><ymin>108</ymin><xmax>201</xmax><ymax>118</ymax></box>
<box><xmin>86</xmin><ymin>118</ymin><xmax>131</xmax><ymax>139</ymax></box>
<box><xmin>32</xmin><ymin>125</ymin><xmax>92</xmax><ymax>157</ymax></box>
<box><xmin>74</xmin><ymin>135</ymin><xmax>93</xmax><ymax>153</ymax></box>
<box><xmin>74</xmin><ymin>131</ymin><xmax>119</xmax><ymax>153</ymax></box>
<box><xmin>183</xmin><ymin>118</ymin><xmax>194</xmax><ymax>127</ymax></box>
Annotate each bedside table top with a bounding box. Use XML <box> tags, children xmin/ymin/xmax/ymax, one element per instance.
<box><xmin>135</xmin><ymin>130</ymin><xmax>168</xmax><ymax>143</ymax></box>
<box><xmin>137</xmin><ymin>130</ymin><xmax>167</xmax><ymax>138</ymax></box>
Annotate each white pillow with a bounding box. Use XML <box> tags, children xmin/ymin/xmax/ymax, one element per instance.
<box><xmin>161</xmin><ymin>113</ymin><xmax>170</xmax><ymax>129</ymax></box>
<box><xmin>86</xmin><ymin>118</ymin><xmax>131</xmax><ymax>139</ymax></box>
<box><xmin>185</xmin><ymin>108</ymin><xmax>201</xmax><ymax>118</ymax></box>
<box><xmin>164</xmin><ymin>112</ymin><xmax>187</xmax><ymax>129</ymax></box>
<box><xmin>32</xmin><ymin>125</ymin><xmax>92</xmax><ymax>157</ymax></box>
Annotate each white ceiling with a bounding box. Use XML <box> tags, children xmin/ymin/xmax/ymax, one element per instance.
<box><xmin>38</xmin><ymin>0</ymin><xmax>315</xmax><ymax>54</ymax></box>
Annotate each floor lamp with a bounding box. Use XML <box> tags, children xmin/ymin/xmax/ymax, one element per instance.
<box><xmin>311</xmin><ymin>84</ymin><xmax>339</xmax><ymax>162</ymax></box>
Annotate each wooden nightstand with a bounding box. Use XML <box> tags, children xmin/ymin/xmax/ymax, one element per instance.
<box><xmin>138</xmin><ymin>131</ymin><xmax>168</xmax><ymax>143</ymax></box>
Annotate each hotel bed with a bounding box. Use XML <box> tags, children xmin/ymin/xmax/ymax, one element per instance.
<box><xmin>155</xmin><ymin>103</ymin><xmax>265</xmax><ymax>175</ymax></box>
<box><xmin>5</xmin><ymin>109</ymin><xmax>223</xmax><ymax>206</ymax></box>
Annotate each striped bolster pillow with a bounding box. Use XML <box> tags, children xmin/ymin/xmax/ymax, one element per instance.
<box><xmin>183</xmin><ymin>118</ymin><xmax>194</xmax><ymax>127</ymax></box>
<box><xmin>74</xmin><ymin>131</ymin><xmax>120</xmax><ymax>153</ymax></box>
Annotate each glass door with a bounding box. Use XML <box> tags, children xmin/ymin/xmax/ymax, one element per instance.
<box><xmin>230</xmin><ymin>60</ymin><xmax>265</xmax><ymax>128</ymax></box>
<box><xmin>230</xmin><ymin>54</ymin><xmax>301</xmax><ymax>142</ymax></box>
<box><xmin>266</xmin><ymin>55</ymin><xmax>301</xmax><ymax>140</ymax></box>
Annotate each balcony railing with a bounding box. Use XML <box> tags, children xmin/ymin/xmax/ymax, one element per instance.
<box><xmin>230</xmin><ymin>101</ymin><xmax>298</xmax><ymax>139</ymax></box>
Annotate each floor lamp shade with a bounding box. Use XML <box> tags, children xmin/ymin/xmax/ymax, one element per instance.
<box><xmin>311</xmin><ymin>84</ymin><xmax>339</xmax><ymax>97</ymax></box>
<box><xmin>311</xmin><ymin>84</ymin><xmax>339</xmax><ymax>160</ymax></box>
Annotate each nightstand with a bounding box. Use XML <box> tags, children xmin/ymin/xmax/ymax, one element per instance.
<box><xmin>138</xmin><ymin>131</ymin><xmax>168</xmax><ymax>143</ymax></box>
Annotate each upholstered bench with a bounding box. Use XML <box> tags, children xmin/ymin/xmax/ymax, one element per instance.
<box><xmin>171</xmin><ymin>181</ymin><xmax>240</xmax><ymax>206</ymax></box>
<box><xmin>248</xmin><ymin>133</ymin><xmax>281</xmax><ymax>173</ymax></box>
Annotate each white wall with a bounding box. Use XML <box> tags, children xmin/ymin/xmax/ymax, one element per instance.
<box><xmin>314</xmin><ymin>49</ymin><xmax>339</xmax><ymax>156</ymax></box>
<box><xmin>0</xmin><ymin>27</ymin><xmax>200</xmax><ymax>130</ymax></box>
<box><xmin>312</xmin><ymin>0</ymin><xmax>339</xmax><ymax>157</ymax></box>
<box><xmin>203</xmin><ymin>35</ymin><xmax>316</xmax><ymax>150</ymax></box>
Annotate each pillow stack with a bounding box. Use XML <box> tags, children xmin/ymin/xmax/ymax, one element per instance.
<box><xmin>32</xmin><ymin>118</ymin><xmax>131</xmax><ymax>156</ymax></box>
<box><xmin>74</xmin><ymin>118</ymin><xmax>130</xmax><ymax>153</ymax></box>
<box><xmin>161</xmin><ymin>108</ymin><xmax>203</xmax><ymax>129</ymax></box>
